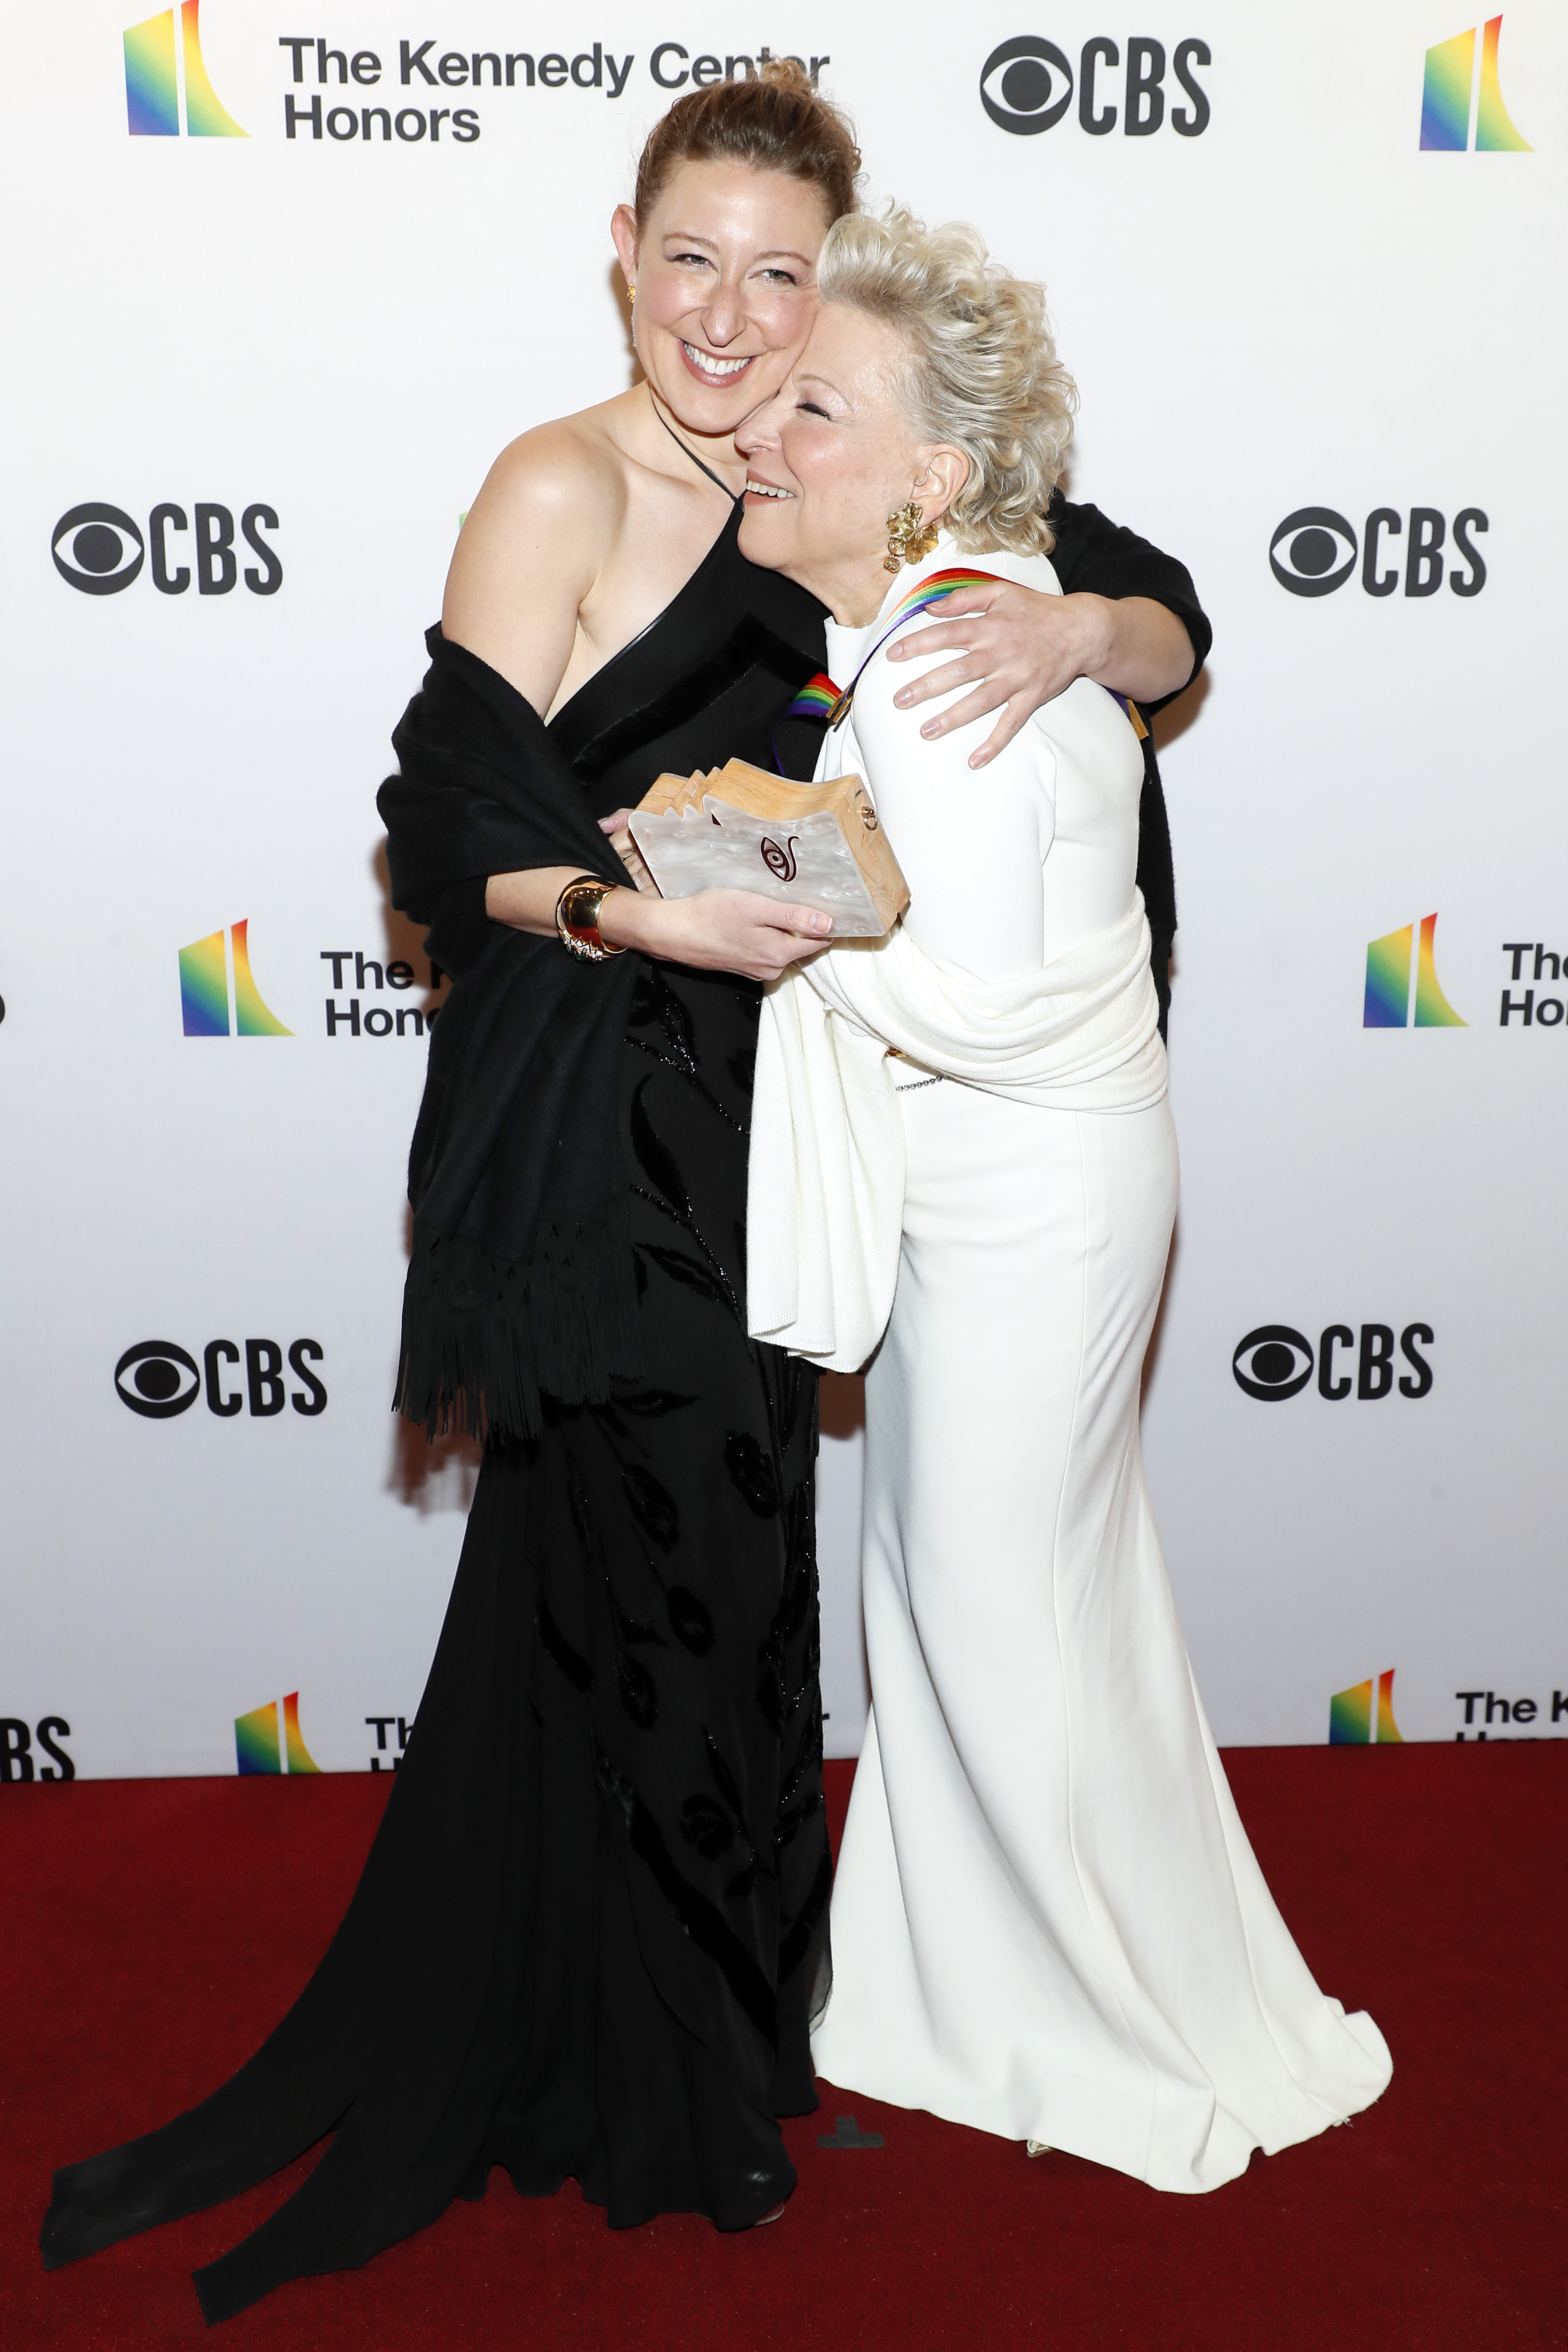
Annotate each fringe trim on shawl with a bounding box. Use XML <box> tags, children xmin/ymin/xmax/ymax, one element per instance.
<box><xmin>393</xmin><ymin>1206</ymin><xmax>640</xmax><ymax>1442</ymax></box>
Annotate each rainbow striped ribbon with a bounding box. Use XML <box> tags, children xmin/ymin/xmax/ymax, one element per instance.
<box><xmin>772</xmin><ymin>566</ymin><xmax>1147</xmax><ymax>764</ymax></box>
<box><xmin>774</xmin><ymin>569</ymin><xmax>1005</xmax><ymax>768</ymax></box>
<box><xmin>881</xmin><ymin>567</ymin><xmax>1005</xmax><ymax>637</ymax></box>
<box><xmin>780</xmin><ymin>672</ymin><xmax>841</xmax><ymax>726</ymax></box>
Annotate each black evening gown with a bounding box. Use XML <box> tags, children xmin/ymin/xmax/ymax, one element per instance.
<box><xmin>42</xmin><ymin>500</ymin><xmax>836</xmax><ymax>2322</ymax></box>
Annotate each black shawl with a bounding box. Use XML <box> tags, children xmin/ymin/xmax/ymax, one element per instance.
<box><xmin>378</xmin><ymin>627</ymin><xmax>642</xmax><ymax>1439</ymax></box>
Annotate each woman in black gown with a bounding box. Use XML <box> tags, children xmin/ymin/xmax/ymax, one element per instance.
<box><xmin>42</xmin><ymin>68</ymin><xmax>1209</xmax><ymax>2323</ymax></box>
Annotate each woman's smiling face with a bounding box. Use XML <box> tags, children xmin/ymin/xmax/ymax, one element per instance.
<box><xmin>736</xmin><ymin>304</ymin><xmax>967</xmax><ymax>623</ymax></box>
<box><xmin>611</xmin><ymin>160</ymin><xmax>831</xmax><ymax>435</ymax></box>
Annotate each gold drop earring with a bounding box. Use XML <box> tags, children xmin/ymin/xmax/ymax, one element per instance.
<box><xmin>884</xmin><ymin>499</ymin><xmax>938</xmax><ymax>573</ymax></box>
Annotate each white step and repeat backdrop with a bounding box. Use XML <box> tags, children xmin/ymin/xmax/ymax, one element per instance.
<box><xmin>3</xmin><ymin>3</ymin><xmax>1565</xmax><ymax>1781</ymax></box>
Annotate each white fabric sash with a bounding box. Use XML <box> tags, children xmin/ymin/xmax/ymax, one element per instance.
<box><xmin>746</xmin><ymin>902</ymin><xmax>1167</xmax><ymax>1371</ymax></box>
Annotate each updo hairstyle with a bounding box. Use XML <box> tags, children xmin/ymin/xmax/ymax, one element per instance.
<box><xmin>633</xmin><ymin>59</ymin><xmax>862</xmax><ymax>230</ymax></box>
<box><xmin>816</xmin><ymin>208</ymin><xmax>1076</xmax><ymax>557</ymax></box>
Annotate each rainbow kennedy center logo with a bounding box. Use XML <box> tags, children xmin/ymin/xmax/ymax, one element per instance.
<box><xmin>180</xmin><ymin>920</ymin><xmax>289</xmax><ymax>1036</ymax></box>
<box><xmin>1330</xmin><ymin>1671</ymin><xmax>1405</xmax><ymax>1745</ymax></box>
<box><xmin>125</xmin><ymin>0</ymin><xmax>244</xmax><ymax>137</ymax></box>
<box><xmin>1364</xmin><ymin>914</ymin><xmax>1465</xmax><ymax>1029</ymax></box>
<box><xmin>235</xmin><ymin>1691</ymin><xmax>320</xmax><ymax>1775</ymax></box>
<box><xmin>1420</xmin><ymin>14</ymin><xmax>1529</xmax><ymax>151</ymax></box>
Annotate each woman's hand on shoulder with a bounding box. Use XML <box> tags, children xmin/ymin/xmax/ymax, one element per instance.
<box><xmin>442</xmin><ymin>422</ymin><xmax>624</xmax><ymax>716</ymax></box>
<box><xmin>599</xmin><ymin>887</ymin><xmax>832</xmax><ymax>983</ymax></box>
<box><xmin>884</xmin><ymin>580</ymin><xmax>1109</xmax><ymax>769</ymax></box>
<box><xmin>886</xmin><ymin>580</ymin><xmax>1195</xmax><ymax>767</ymax></box>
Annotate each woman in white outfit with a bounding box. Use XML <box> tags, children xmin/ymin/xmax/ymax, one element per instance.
<box><xmin>734</xmin><ymin>210</ymin><xmax>1391</xmax><ymax>2193</ymax></box>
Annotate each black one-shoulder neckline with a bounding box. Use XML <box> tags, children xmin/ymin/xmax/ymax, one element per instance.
<box><xmin>546</xmin><ymin>500</ymin><xmax>749</xmax><ymax>750</ymax></box>
<box><xmin>548</xmin><ymin>501</ymin><xmax>827</xmax><ymax>792</ymax></box>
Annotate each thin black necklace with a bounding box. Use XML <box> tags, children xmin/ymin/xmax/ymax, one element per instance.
<box><xmin>650</xmin><ymin>396</ymin><xmax>742</xmax><ymax>503</ymax></box>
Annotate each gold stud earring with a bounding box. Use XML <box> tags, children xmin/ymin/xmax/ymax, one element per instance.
<box><xmin>627</xmin><ymin>283</ymin><xmax>636</xmax><ymax>305</ymax></box>
<box><xmin>884</xmin><ymin>499</ymin><xmax>939</xmax><ymax>573</ymax></box>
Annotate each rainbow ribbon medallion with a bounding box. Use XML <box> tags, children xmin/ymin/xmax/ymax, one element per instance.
<box><xmin>781</xmin><ymin>672</ymin><xmax>843</xmax><ymax>726</ymax></box>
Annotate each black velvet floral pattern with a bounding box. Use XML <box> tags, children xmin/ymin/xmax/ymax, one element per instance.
<box><xmin>533</xmin><ymin>960</ymin><xmax>828</xmax><ymax>2069</ymax></box>
<box><xmin>460</xmin><ymin>959</ymin><xmax>828</xmax><ymax>2233</ymax></box>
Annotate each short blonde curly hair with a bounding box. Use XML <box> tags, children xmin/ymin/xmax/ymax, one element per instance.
<box><xmin>815</xmin><ymin>207</ymin><xmax>1076</xmax><ymax>557</ymax></box>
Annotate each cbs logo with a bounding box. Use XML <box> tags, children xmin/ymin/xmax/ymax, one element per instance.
<box><xmin>115</xmin><ymin>1339</ymin><xmax>326</xmax><ymax>1419</ymax></box>
<box><xmin>1232</xmin><ymin>1323</ymin><xmax>1434</xmax><ymax>1402</ymax></box>
<box><xmin>980</xmin><ymin>35</ymin><xmax>1210</xmax><ymax>136</ymax></box>
<box><xmin>51</xmin><ymin>503</ymin><xmax>282</xmax><ymax>596</ymax></box>
<box><xmin>1269</xmin><ymin>507</ymin><xmax>1487</xmax><ymax>599</ymax></box>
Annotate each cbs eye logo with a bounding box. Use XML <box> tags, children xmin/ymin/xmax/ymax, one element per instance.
<box><xmin>980</xmin><ymin>36</ymin><xmax>1074</xmax><ymax>132</ymax></box>
<box><xmin>52</xmin><ymin>502</ymin><xmax>282</xmax><ymax>596</ymax></box>
<box><xmin>116</xmin><ymin>1340</ymin><xmax>201</xmax><ymax>1417</ymax></box>
<box><xmin>1232</xmin><ymin>1326</ymin><xmax>1315</xmax><ymax>1400</ymax></box>
<box><xmin>1269</xmin><ymin>506</ymin><xmax>1487</xmax><ymax>598</ymax></box>
<box><xmin>52</xmin><ymin>503</ymin><xmax>145</xmax><ymax>595</ymax></box>
<box><xmin>1268</xmin><ymin>509</ymin><xmax>1357</xmax><ymax>598</ymax></box>
<box><xmin>115</xmin><ymin>1339</ymin><xmax>327</xmax><ymax>1419</ymax></box>
<box><xmin>1232</xmin><ymin>1323</ymin><xmax>1434</xmax><ymax>1403</ymax></box>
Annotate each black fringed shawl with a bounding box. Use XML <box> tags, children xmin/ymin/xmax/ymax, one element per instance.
<box><xmin>378</xmin><ymin>626</ymin><xmax>643</xmax><ymax>1439</ymax></box>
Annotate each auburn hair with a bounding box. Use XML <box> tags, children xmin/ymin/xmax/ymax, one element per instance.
<box><xmin>633</xmin><ymin>58</ymin><xmax>861</xmax><ymax>230</ymax></box>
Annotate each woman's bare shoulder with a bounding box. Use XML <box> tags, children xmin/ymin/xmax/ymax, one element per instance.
<box><xmin>441</xmin><ymin>406</ymin><xmax>639</xmax><ymax>701</ymax></box>
<box><xmin>460</xmin><ymin>411</ymin><xmax>629</xmax><ymax>572</ymax></box>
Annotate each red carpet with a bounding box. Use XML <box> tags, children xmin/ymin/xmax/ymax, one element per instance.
<box><xmin>2</xmin><ymin>1746</ymin><xmax>1562</xmax><ymax>2351</ymax></box>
